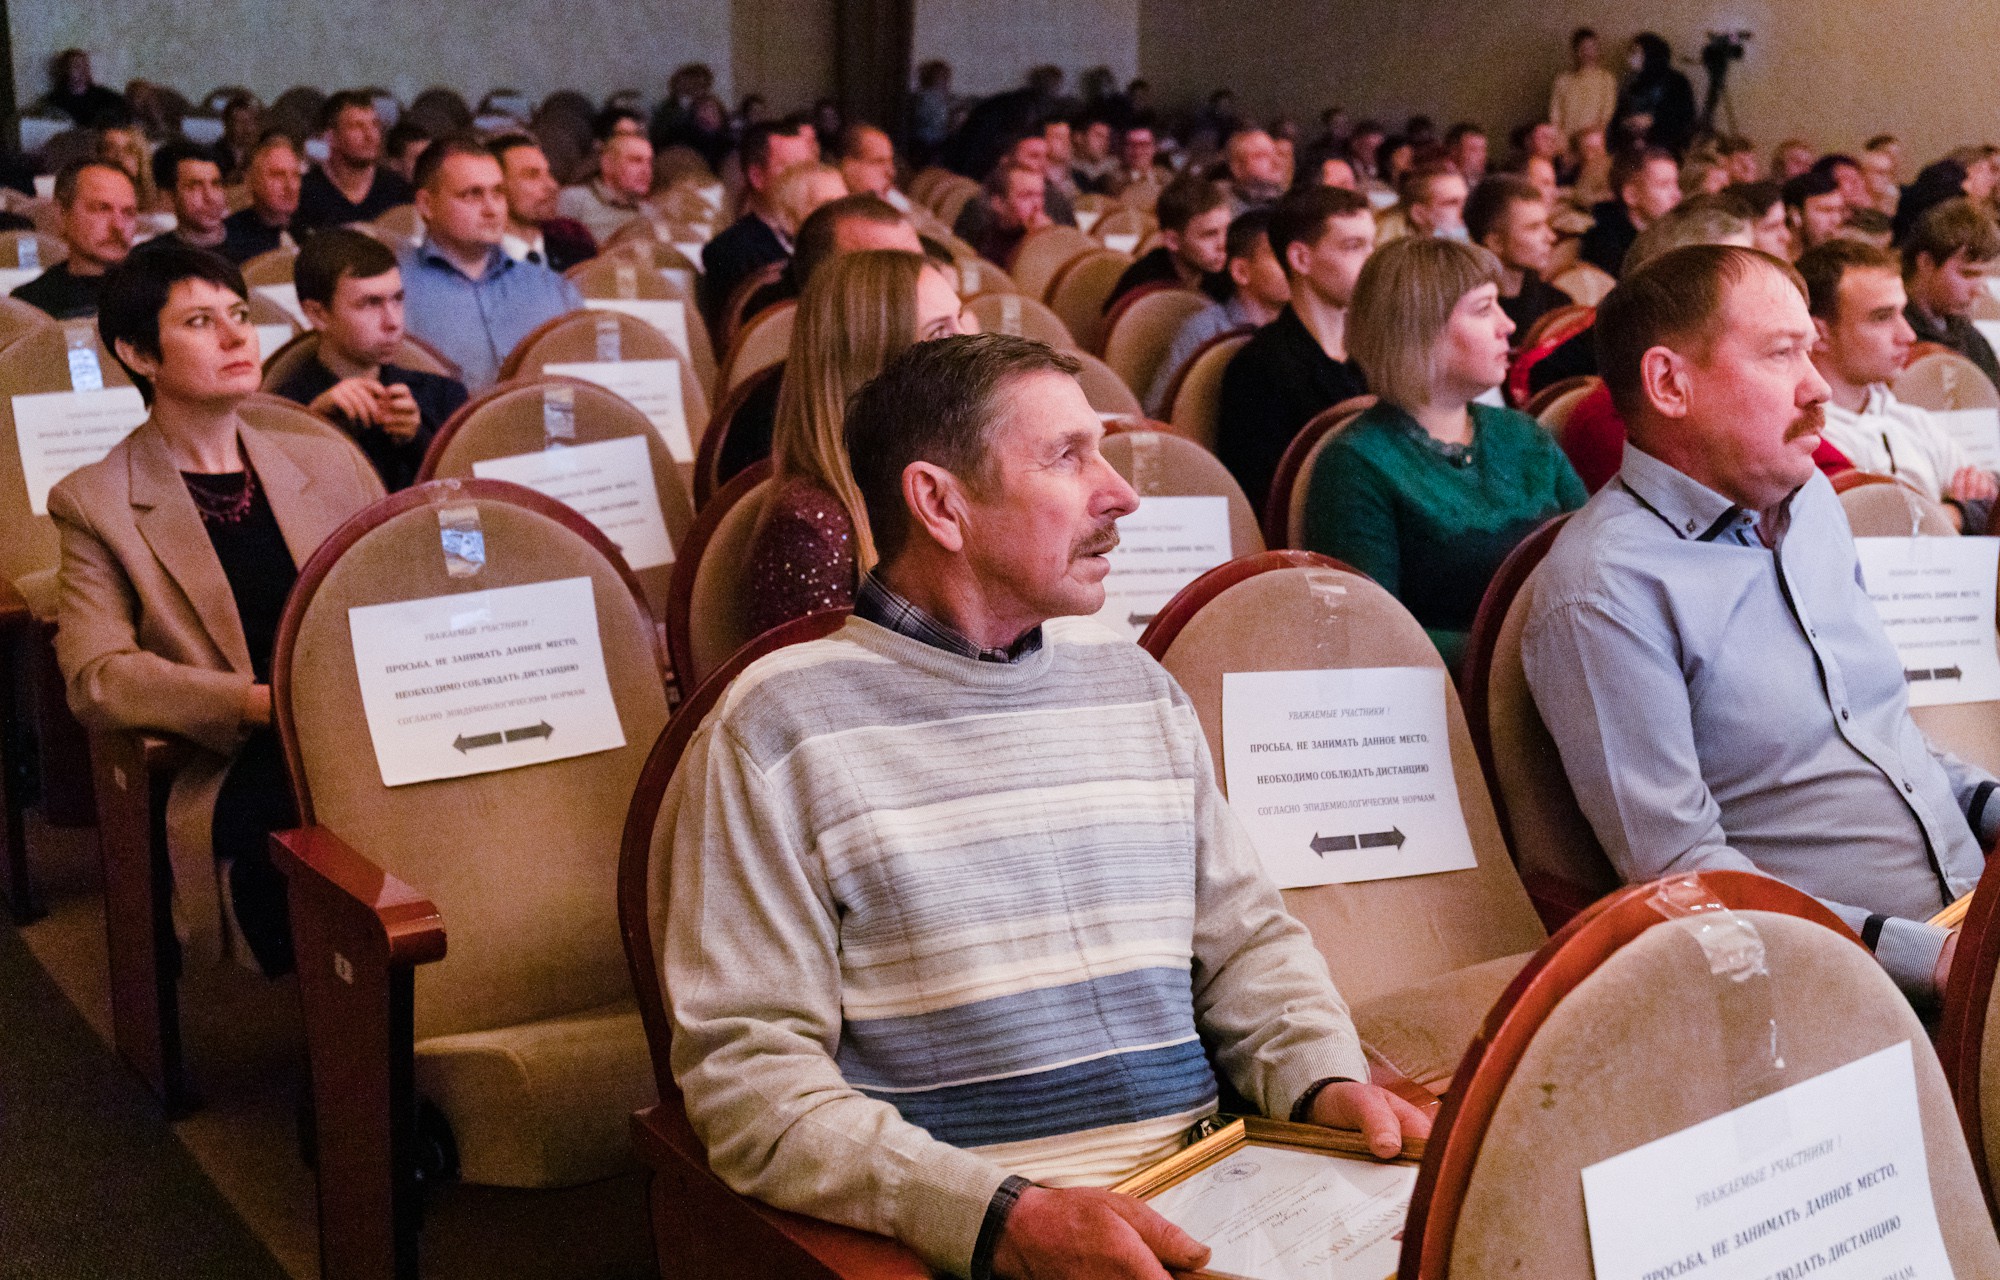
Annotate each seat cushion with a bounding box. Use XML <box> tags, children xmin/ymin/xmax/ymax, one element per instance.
<box><xmin>15</xmin><ymin>567</ymin><xmax>57</xmax><ymax>620</ymax></box>
<box><xmin>415</xmin><ymin>999</ymin><xmax>656</xmax><ymax>1188</ymax></box>
<box><xmin>1351</xmin><ymin>952</ymin><xmax>1533</xmax><ymax>1092</ymax></box>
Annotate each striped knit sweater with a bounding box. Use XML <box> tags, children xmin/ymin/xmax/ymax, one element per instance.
<box><xmin>661</xmin><ymin>614</ymin><xmax>1367</xmax><ymax>1277</ymax></box>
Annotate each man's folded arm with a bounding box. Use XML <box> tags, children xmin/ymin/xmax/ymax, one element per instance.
<box><xmin>661</xmin><ymin>723</ymin><xmax>1012</xmax><ymax>1278</ymax></box>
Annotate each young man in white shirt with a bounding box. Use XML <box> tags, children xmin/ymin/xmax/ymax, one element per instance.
<box><xmin>1801</xmin><ymin>238</ymin><xmax>1998</xmax><ymax>529</ymax></box>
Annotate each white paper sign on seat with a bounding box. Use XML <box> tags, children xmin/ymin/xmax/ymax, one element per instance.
<box><xmin>1932</xmin><ymin>407</ymin><xmax>2000</xmax><ymax>472</ymax></box>
<box><xmin>471</xmin><ymin>436</ymin><xmax>675</xmax><ymax>570</ymax></box>
<box><xmin>1581</xmin><ymin>1040</ymin><xmax>1951</xmax><ymax>1280</ymax></box>
<box><xmin>1855</xmin><ymin>536</ymin><xmax>2000</xmax><ymax>706</ymax></box>
<box><xmin>1090</xmin><ymin>495</ymin><xmax>1233</xmax><ymax>640</ymax></box>
<box><xmin>583</xmin><ymin>298</ymin><xmax>692</xmax><ymax>365</ymax></box>
<box><xmin>1221</xmin><ymin>666</ymin><xmax>1479</xmax><ymax>888</ymax></box>
<box><xmin>543</xmin><ymin>358</ymin><xmax>692</xmax><ymax>462</ymax></box>
<box><xmin>13</xmin><ymin>387</ymin><xmax>149</xmax><ymax>514</ymax></box>
<box><xmin>348</xmin><ymin>576</ymin><xmax>627</xmax><ymax>787</ymax></box>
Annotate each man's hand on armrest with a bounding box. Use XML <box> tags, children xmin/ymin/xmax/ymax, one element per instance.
<box><xmin>1308</xmin><ymin>1081</ymin><xmax>1434</xmax><ymax>1158</ymax></box>
<box><xmin>991</xmin><ymin>1185</ymin><xmax>1209</xmax><ymax>1280</ymax></box>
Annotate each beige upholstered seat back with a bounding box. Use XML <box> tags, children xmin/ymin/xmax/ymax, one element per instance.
<box><xmin>687</xmin><ymin>477</ymin><xmax>773</xmax><ymax>686</ymax></box>
<box><xmin>0</xmin><ymin>296</ymin><xmax>53</xmax><ymax>354</ymax></box>
<box><xmin>370</xmin><ymin>203</ymin><xmax>423</xmax><ymax>244</ymax></box>
<box><xmin>0</xmin><ymin>320</ymin><xmax>135</xmax><ymax>588</ymax></box>
<box><xmin>1487</xmin><ymin>563</ymin><xmax>1621</xmax><ymax>897</ymax></box>
<box><xmin>1156</xmin><ymin>565</ymin><xmax>1545</xmax><ymax>1006</ymax></box>
<box><xmin>1835</xmin><ymin>482</ymin><xmax>2000</xmax><ymax>773</ymax></box>
<box><xmin>1895</xmin><ymin>349</ymin><xmax>2000</xmax><ymax>411</ymax></box>
<box><xmin>954</xmin><ymin>255</ymin><xmax>1018</xmax><ymax>300</ymax></box>
<box><xmin>1284</xmin><ymin>413</ymin><xmax>1368</xmax><ymax>549</ymax></box>
<box><xmin>965</xmin><ymin>291</ymin><xmax>1075</xmax><ymax>349</ymax></box>
<box><xmin>1011</xmin><ymin>225</ymin><xmax>1098</xmax><ymax>301</ymax></box>
<box><xmin>285</xmin><ymin>491</ymin><xmax>670</xmax><ymax>1042</ymax></box>
<box><xmin>1045</xmin><ymin>249</ymin><xmax>1134</xmax><ymax>354</ymax></box>
<box><xmin>1550</xmin><ymin>261</ymin><xmax>1616</xmax><ymax>306</ymax></box>
<box><xmin>423</xmin><ymin>377</ymin><xmax>697</xmax><ymax>617</ymax></box>
<box><xmin>240</xmin><ymin>248</ymin><xmax>297</xmax><ymax>287</ymax></box>
<box><xmin>1103</xmin><ymin>288</ymin><xmax>1211</xmax><ymax>400</ymax></box>
<box><xmin>1167</xmin><ymin>332</ymin><xmax>1251</xmax><ymax>453</ymax></box>
<box><xmin>1072</xmin><ymin>351</ymin><xmax>1144</xmax><ymax>417</ymax></box>
<box><xmin>720</xmin><ymin>301</ymin><xmax>795</xmax><ymax>394</ymax></box>
<box><xmin>503</xmin><ymin>309</ymin><xmax>712</xmax><ymax>453</ymax></box>
<box><xmin>259</xmin><ymin>331</ymin><xmax>455</xmax><ymax>391</ymax></box>
<box><xmin>1448</xmin><ymin>912</ymin><xmax>2000</xmax><ymax>1276</ymax></box>
<box><xmin>0</xmin><ymin>229</ymin><xmax>66</xmax><ymax>270</ymax></box>
<box><xmin>1101</xmin><ymin>430</ymin><xmax>1263</xmax><ymax>556</ymax></box>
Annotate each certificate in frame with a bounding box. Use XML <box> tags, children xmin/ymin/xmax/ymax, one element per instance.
<box><xmin>1113</xmin><ymin>1118</ymin><xmax>1424</xmax><ymax>1280</ymax></box>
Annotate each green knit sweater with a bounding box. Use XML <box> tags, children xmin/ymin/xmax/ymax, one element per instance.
<box><xmin>1303</xmin><ymin>401</ymin><xmax>1585</xmax><ymax>669</ymax></box>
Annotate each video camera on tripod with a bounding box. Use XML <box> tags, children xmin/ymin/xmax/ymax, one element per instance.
<box><xmin>1700</xmin><ymin>29</ymin><xmax>1752</xmax><ymax>132</ymax></box>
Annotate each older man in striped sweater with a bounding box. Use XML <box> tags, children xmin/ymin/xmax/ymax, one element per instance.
<box><xmin>661</xmin><ymin>334</ymin><xmax>1430</xmax><ymax>1280</ymax></box>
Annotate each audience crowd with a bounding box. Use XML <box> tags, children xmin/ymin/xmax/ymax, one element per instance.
<box><xmin>17</xmin><ymin>30</ymin><xmax>2000</xmax><ymax>1279</ymax></box>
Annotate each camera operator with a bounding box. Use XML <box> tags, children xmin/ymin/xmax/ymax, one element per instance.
<box><xmin>1612</xmin><ymin>33</ymin><xmax>1697</xmax><ymax>155</ymax></box>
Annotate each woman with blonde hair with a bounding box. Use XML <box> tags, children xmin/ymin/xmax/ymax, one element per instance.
<box><xmin>743</xmin><ymin>248</ymin><xmax>967</xmax><ymax>636</ymax></box>
<box><xmin>1303</xmin><ymin>237</ymin><xmax>1584</xmax><ymax>669</ymax></box>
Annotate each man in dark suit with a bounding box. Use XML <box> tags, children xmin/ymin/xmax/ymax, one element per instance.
<box><xmin>493</xmin><ymin>134</ymin><xmax>597</xmax><ymax>272</ymax></box>
<box><xmin>701</xmin><ymin>119</ymin><xmax>818</xmax><ymax>329</ymax></box>
<box><xmin>1215</xmin><ymin>185</ymin><xmax>1374</xmax><ymax>508</ymax></box>
<box><xmin>268</xmin><ymin>229</ymin><xmax>467</xmax><ymax>490</ymax></box>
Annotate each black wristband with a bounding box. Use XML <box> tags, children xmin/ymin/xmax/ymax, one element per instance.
<box><xmin>969</xmin><ymin>1174</ymin><xmax>1032</xmax><ymax>1280</ymax></box>
<box><xmin>1970</xmin><ymin>780</ymin><xmax>1997</xmax><ymax>841</ymax></box>
<box><xmin>1861</xmin><ymin>913</ymin><xmax>1889</xmax><ymax>952</ymax></box>
<box><xmin>1290</xmin><ymin>1075</ymin><xmax>1355</xmax><ymax>1123</ymax></box>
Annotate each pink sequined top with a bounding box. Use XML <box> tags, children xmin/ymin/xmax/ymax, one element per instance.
<box><xmin>744</xmin><ymin>475</ymin><xmax>859</xmax><ymax>640</ymax></box>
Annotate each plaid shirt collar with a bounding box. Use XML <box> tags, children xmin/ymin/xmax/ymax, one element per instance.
<box><xmin>854</xmin><ymin>573</ymin><xmax>1044</xmax><ymax>664</ymax></box>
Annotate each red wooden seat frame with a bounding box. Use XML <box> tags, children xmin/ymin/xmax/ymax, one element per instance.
<box><xmin>663</xmin><ymin>457</ymin><xmax>773</xmax><ymax>699</ymax></box>
<box><xmin>269</xmin><ymin>478</ymin><xmax>658</xmax><ymax>1280</ymax></box>
<box><xmin>693</xmin><ymin>360</ymin><xmax>784</xmax><ymax>509</ymax></box>
<box><xmin>1938</xmin><ymin>849</ymin><xmax>2000</xmax><ymax>1220</ymax></box>
<box><xmin>1398</xmin><ymin>871</ymin><xmax>1858</xmax><ymax>1277</ymax></box>
<box><xmin>1261</xmin><ymin>394</ymin><xmax>1377</xmax><ymax>550</ymax></box>
<box><xmin>1138</xmin><ymin>548</ymin><xmax>1366</xmax><ymax>656</ymax></box>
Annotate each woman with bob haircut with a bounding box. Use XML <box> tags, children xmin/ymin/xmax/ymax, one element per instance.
<box><xmin>50</xmin><ymin>243</ymin><xmax>384</xmax><ymax>975</ymax></box>
<box><xmin>742</xmin><ymin>248</ymin><xmax>968</xmax><ymax>637</ymax></box>
<box><xmin>1303</xmin><ymin>236</ymin><xmax>1584</xmax><ymax>669</ymax></box>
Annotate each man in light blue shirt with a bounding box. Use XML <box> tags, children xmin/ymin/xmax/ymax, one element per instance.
<box><xmin>1144</xmin><ymin>209</ymin><xmax>1291</xmax><ymax>416</ymax></box>
<box><xmin>398</xmin><ymin>137</ymin><xmax>580</xmax><ymax>390</ymax></box>
<box><xmin>1524</xmin><ymin>244</ymin><xmax>1997</xmax><ymax>1003</ymax></box>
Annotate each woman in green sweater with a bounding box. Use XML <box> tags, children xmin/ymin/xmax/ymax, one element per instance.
<box><xmin>1303</xmin><ymin>237</ymin><xmax>1585</xmax><ymax>670</ymax></box>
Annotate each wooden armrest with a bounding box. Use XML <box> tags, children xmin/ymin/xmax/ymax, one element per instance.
<box><xmin>271</xmin><ymin>826</ymin><xmax>446</xmax><ymax>968</ymax></box>
<box><xmin>631</xmin><ymin>1104</ymin><xmax>933</xmax><ymax>1279</ymax></box>
<box><xmin>1366</xmin><ymin>1044</ymin><xmax>1446</xmax><ymax>1108</ymax></box>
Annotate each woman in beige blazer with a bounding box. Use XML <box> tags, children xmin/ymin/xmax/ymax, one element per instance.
<box><xmin>51</xmin><ymin>244</ymin><xmax>384</xmax><ymax>973</ymax></box>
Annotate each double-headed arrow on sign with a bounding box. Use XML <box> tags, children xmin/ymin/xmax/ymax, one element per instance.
<box><xmin>1310</xmin><ymin>828</ymin><xmax>1406</xmax><ymax>856</ymax></box>
<box><xmin>1905</xmin><ymin>666</ymin><xmax>1964</xmax><ymax>683</ymax></box>
<box><xmin>453</xmin><ymin>721</ymin><xmax>554</xmax><ymax>753</ymax></box>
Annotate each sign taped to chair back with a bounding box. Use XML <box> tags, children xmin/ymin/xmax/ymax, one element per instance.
<box><xmin>348</xmin><ymin>576</ymin><xmax>626</xmax><ymax>786</ymax></box>
<box><xmin>1855</xmin><ymin>536</ymin><xmax>2000</xmax><ymax>706</ymax></box>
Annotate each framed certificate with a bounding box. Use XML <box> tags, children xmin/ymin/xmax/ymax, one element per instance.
<box><xmin>1114</xmin><ymin>1118</ymin><xmax>1422</xmax><ymax>1280</ymax></box>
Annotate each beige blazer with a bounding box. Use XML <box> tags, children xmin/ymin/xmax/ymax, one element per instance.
<box><xmin>49</xmin><ymin>418</ymin><xmax>385</xmax><ymax>963</ymax></box>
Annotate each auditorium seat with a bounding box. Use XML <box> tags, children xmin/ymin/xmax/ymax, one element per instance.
<box><xmin>664</xmin><ymin>459</ymin><xmax>772</xmax><ymax>697</ymax></box>
<box><xmin>1461</xmin><ymin>514</ymin><xmax>1620</xmax><ymax>929</ymax></box>
<box><xmin>1043</xmin><ymin>247</ymin><xmax>1135</xmax><ymax>354</ymax></box>
<box><xmin>1402</xmin><ymin>870</ymin><xmax>2000</xmax><ymax>1276</ymax></box>
<box><xmin>1521</xmin><ymin>374</ymin><xmax>1596</xmax><ymax>423</ymax></box>
<box><xmin>239</xmin><ymin>248</ymin><xmax>297</xmax><ymax>289</ymax></box>
<box><xmin>0</xmin><ymin>296</ymin><xmax>54</xmax><ymax>354</ymax></box>
<box><xmin>1936</xmin><ymin>850</ymin><xmax>2000</xmax><ymax>1221</ymax></box>
<box><xmin>964</xmin><ymin>291</ymin><xmax>1074</xmax><ymax>349</ymax></box>
<box><xmin>272</xmin><ymin>478</ymin><xmax>670</xmax><ymax>1280</ymax></box>
<box><xmin>1102</xmin><ymin>285</ymin><xmax>1209</xmax><ymax>398</ymax></box>
<box><xmin>565</xmin><ymin>253</ymin><xmax>714</xmax><ymax>395</ymax></box>
<box><xmin>1894</xmin><ymin>347</ymin><xmax>2000</xmax><ymax>415</ymax></box>
<box><xmin>952</xmin><ymin>254</ymin><xmax>1018</xmax><ymax>301</ymax></box>
<box><xmin>1265</xmin><ymin>394</ymin><xmax>1377</xmax><ymax>548</ymax></box>
<box><xmin>419</xmin><ymin>374</ymin><xmax>696</xmax><ymax>617</ymax></box>
<box><xmin>1504</xmin><ymin>306</ymin><xmax>1594</xmax><ymax>407</ymax></box>
<box><xmin>260</xmin><ymin>328</ymin><xmax>458</xmax><ymax>389</ymax></box>
<box><xmin>370</xmin><ymin>202</ymin><xmax>422</xmax><ymax>246</ymax></box>
<box><xmin>620</xmin><ymin>607</ymin><xmax>938</xmax><ymax>1279</ymax></box>
<box><xmin>0</xmin><ymin>228</ymin><xmax>67</xmax><ymax>272</ymax></box>
<box><xmin>1164</xmin><ymin>329</ymin><xmax>1253</xmax><ymax>453</ymax></box>
<box><xmin>1071</xmin><ymin>350</ymin><xmax>1144</xmax><ymax>417</ymax></box>
<box><xmin>1009</xmin><ymin>225</ymin><xmax>1098</xmax><ymax>302</ymax></box>
<box><xmin>718</xmin><ymin>300</ymin><xmax>795</xmax><ymax>397</ymax></box>
<box><xmin>717</xmin><ymin>259</ymin><xmax>789</xmax><ymax>352</ymax></box>
<box><xmin>499</xmin><ymin>309</ymin><xmax>712</xmax><ymax>475</ymax></box>
<box><xmin>693</xmin><ymin>360</ymin><xmax>782</xmax><ymax>508</ymax></box>
<box><xmin>1548</xmin><ymin>261</ymin><xmax>1615</xmax><ymax>307</ymax></box>
<box><xmin>1144</xmin><ymin>553</ymin><xmax>1548</xmax><ymax>1091</ymax></box>
<box><xmin>1101</xmin><ymin>429</ymin><xmax>1263</xmax><ymax>557</ymax></box>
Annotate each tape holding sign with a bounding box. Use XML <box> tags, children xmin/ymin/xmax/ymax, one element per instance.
<box><xmin>1854</xmin><ymin>536</ymin><xmax>2000</xmax><ymax>706</ymax></box>
<box><xmin>1580</xmin><ymin>1041</ymin><xmax>1951</xmax><ymax>1280</ymax></box>
<box><xmin>347</xmin><ymin>576</ymin><xmax>627</xmax><ymax>787</ymax></box>
<box><xmin>1090</xmin><ymin>495</ymin><xmax>1233</xmax><ymax>640</ymax></box>
<box><xmin>584</xmin><ymin>298</ymin><xmax>693</xmax><ymax>365</ymax></box>
<box><xmin>543</xmin><ymin>358</ymin><xmax>693</xmax><ymax>462</ymax></box>
<box><xmin>1221</xmin><ymin>666</ymin><xmax>1479</xmax><ymax>888</ymax></box>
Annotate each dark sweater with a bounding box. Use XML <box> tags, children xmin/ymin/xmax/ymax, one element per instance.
<box><xmin>1302</xmin><ymin>401</ymin><xmax>1586</xmax><ymax>668</ymax></box>
<box><xmin>1213</xmin><ymin>305</ymin><xmax>1368</xmax><ymax>510</ymax></box>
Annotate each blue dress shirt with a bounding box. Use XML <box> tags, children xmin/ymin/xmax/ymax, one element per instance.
<box><xmin>397</xmin><ymin>239</ymin><xmax>582</xmax><ymax>390</ymax></box>
<box><xmin>1523</xmin><ymin>444</ymin><xmax>1998</xmax><ymax>998</ymax></box>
